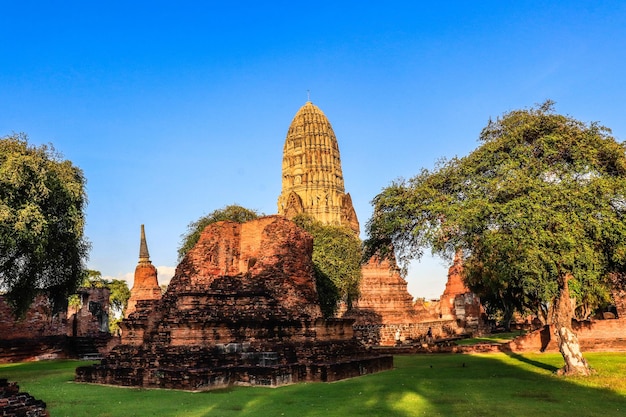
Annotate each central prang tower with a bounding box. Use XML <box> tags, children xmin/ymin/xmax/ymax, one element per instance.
<box><xmin>277</xmin><ymin>101</ymin><xmax>360</xmax><ymax>235</ymax></box>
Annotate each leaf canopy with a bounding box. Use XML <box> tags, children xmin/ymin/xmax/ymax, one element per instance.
<box><xmin>366</xmin><ymin>102</ymin><xmax>626</xmax><ymax>318</ymax></box>
<box><xmin>177</xmin><ymin>204</ymin><xmax>260</xmax><ymax>260</ymax></box>
<box><xmin>0</xmin><ymin>133</ymin><xmax>89</xmax><ymax>316</ymax></box>
<box><xmin>292</xmin><ymin>213</ymin><xmax>362</xmax><ymax>317</ymax></box>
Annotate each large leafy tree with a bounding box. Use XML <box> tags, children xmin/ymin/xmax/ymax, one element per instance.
<box><xmin>365</xmin><ymin>102</ymin><xmax>626</xmax><ymax>375</ymax></box>
<box><xmin>292</xmin><ymin>214</ymin><xmax>362</xmax><ymax>317</ymax></box>
<box><xmin>177</xmin><ymin>204</ymin><xmax>260</xmax><ymax>260</ymax></box>
<box><xmin>0</xmin><ymin>134</ymin><xmax>89</xmax><ymax>316</ymax></box>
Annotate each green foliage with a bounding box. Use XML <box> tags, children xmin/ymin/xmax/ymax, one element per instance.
<box><xmin>292</xmin><ymin>214</ymin><xmax>362</xmax><ymax>316</ymax></box>
<box><xmin>366</xmin><ymin>102</ymin><xmax>626</xmax><ymax>324</ymax></box>
<box><xmin>0</xmin><ymin>133</ymin><xmax>89</xmax><ymax>317</ymax></box>
<box><xmin>177</xmin><ymin>204</ymin><xmax>260</xmax><ymax>260</ymax></box>
<box><xmin>108</xmin><ymin>278</ymin><xmax>131</xmax><ymax>317</ymax></box>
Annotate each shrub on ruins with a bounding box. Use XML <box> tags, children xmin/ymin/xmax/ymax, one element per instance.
<box><xmin>177</xmin><ymin>204</ymin><xmax>260</xmax><ymax>260</ymax></box>
<box><xmin>0</xmin><ymin>134</ymin><xmax>89</xmax><ymax>317</ymax></box>
<box><xmin>292</xmin><ymin>214</ymin><xmax>362</xmax><ymax>317</ymax></box>
<box><xmin>365</xmin><ymin>101</ymin><xmax>626</xmax><ymax>375</ymax></box>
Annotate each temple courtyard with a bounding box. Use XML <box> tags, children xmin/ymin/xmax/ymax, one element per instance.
<box><xmin>2</xmin><ymin>352</ymin><xmax>625</xmax><ymax>417</ymax></box>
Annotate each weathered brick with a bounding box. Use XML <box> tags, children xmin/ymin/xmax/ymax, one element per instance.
<box><xmin>76</xmin><ymin>217</ymin><xmax>392</xmax><ymax>390</ymax></box>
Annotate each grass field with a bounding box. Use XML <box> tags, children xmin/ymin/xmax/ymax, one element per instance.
<box><xmin>1</xmin><ymin>352</ymin><xmax>625</xmax><ymax>417</ymax></box>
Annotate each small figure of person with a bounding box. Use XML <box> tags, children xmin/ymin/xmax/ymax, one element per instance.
<box><xmin>395</xmin><ymin>328</ymin><xmax>401</xmax><ymax>344</ymax></box>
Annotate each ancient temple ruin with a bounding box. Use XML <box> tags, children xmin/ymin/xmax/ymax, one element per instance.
<box><xmin>276</xmin><ymin>101</ymin><xmax>485</xmax><ymax>346</ymax></box>
<box><xmin>440</xmin><ymin>252</ymin><xmax>483</xmax><ymax>329</ymax></box>
<box><xmin>277</xmin><ymin>101</ymin><xmax>360</xmax><ymax>234</ymax></box>
<box><xmin>125</xmin><ymin>225</ymin><xmax>162</xmax><ymax>316</ymax></box>
<box><xmin>75</xmin><ymin>216</ymin><xmax>392</xmax><ymax>390</ymax></box>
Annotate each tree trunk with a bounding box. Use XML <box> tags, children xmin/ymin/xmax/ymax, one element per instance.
<box><xmin>502</xmin><ymin>306</ymin><xmax>514</xmax><ymax>332</ymax></box>
<box><xmin>552</xmin><ymin>273</ymin><xmax>592</xmax><ymax>376</ymax></box>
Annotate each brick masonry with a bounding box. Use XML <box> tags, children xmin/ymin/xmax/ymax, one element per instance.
<box><xmin>0</xmin><ymin>379</ymin><xmax>48</xmax><ymax>417</ymax></box>
<box><xmin>509</xmin><ymin>319</ymin><xmax>626</xmax><ymax>352</ymax></box>
<box><xmin>76</xmin><ymin>216</ymin><xmax>392</xmax><ymax>390</ymax></box>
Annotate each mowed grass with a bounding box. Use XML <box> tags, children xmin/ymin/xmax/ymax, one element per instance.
<box><xmin>1</xmin><ymin>352</ymin><xmax>625</xmax><ymax>417</ymax></box>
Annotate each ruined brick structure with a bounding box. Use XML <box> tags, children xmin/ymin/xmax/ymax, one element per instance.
<box><xmin>275</xmin><ymin>102</ymin><xmax>484</xmax><ymax>346</ymax></box>
<box><xmin>509</xmin><ymin>319</ymin><xmax>626</xmax><ymax>352</ymax></box>
<box><xmin>0</xmin><ymin>379</ymin><xmax>48</xmax><ymax>417</ymax></box>
<box><xmin>277</xmin><ymin>101</ymin><xmax>360</xmax><ymax>234</ymax></box>
<box><xmin>76</xmin><ymin>216</ymin><xmax>392</xmax><ymax>390</ymax></box>
<box><xmin>351</xmin><ymin>257</ymin><xmax>419</xmax><ymax>324</ymax></box>
<box><xmin>345</xmin><ymin>257</ymin><xmax>444</xmax><ymax>345</ymax></box>
<box><xmin>68</xmin><ymin>287</ymin><xmax>110</xmax><ymax>336</ymax></box>
<box><xmin>0</xmin><ymin>295</ymin><xmax>68</xmax><ymax>340</ymax></box>
<box><xmin>439</xmin><ymin>251</ymin><xmax>483</xmax><ymax>330</ymax></box>
<box><xmin>125</xmin><ymin>225</ymin><xmax>162</xmax><ymax>316</ymax></box>
<box><xmin>0</xmin><ymin>288</ymin><xmax>112</xmax><ymax>362</ymax></box>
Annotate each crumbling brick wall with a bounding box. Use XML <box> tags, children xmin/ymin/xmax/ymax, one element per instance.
<box><xmin>0</xmin><ymin>295</ymin><xmax>68</xmax><ymax>340</ymax></box>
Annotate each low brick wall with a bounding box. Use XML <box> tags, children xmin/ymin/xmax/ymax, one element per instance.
<box><xmin>0</xmin><ymin>336</ymin><xmax>71</xmax><ymax>363</ymax></box>
<box><xmin>509</xmin><ymin>319</ymin><xmax>626</xmax><ymax>352</ymax></box>
<box><xmin>354</xmin><ymin>320</ymin><xmax>461</xmax><ymax>346</ymax></box>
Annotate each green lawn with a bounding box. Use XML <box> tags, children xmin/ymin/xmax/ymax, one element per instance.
<box><xmin>1</xmin><ymin>352</ymin><xmax>625</xmax><ymax>417</ymax></box>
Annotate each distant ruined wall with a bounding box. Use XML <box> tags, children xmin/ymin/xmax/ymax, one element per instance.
<box><xmin>510</xmin><ymin>319</ymin><xmax>626</xmax><ymax>352</ymax></box>
<box><xmin>0</xmin><ymin>295</ymin><xmax>68</xmax><ymax>340</ymax></box>
<box><xmin>439</xmin><ymin>252</ymin><xmax>484</xmax><ymax>330</ymax></box>
<box><xmin>354</xmin><ymin>320</ymin><xmax>461</xmax><ymax>346</ymax></box>
<box><xmin>68</xmin><ymin>287</ymin><xmax>111</xmax><ymax>337</ymax></box>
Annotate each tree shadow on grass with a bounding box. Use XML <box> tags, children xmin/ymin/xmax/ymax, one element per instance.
<box><xmin>208</xmin><ymin>353</ymin><xmax>626</xmax><ymax>417</ymax></box>
<box><xmin>502</xmin><ymin>351</ymin><xmax>560</xmax><ymax>373</ymax></box>
<box><xmin>3</xmin><ymin>355</ymin><xmax>626</xmax><ymax>417</ymax></box>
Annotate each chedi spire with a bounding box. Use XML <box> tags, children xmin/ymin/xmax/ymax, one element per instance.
<box><xmin>138</xmin><ymin>224</ymin><xmax>151</xmax><ymax>263</ymax></box>
<box><xmin>277</xmin><ymin>101</ymin><xmax>360</xmax><ymax>234</ymax></box>
<box><xmin>126</xmin><ymin>224</ymin><xmax>161</xmax><ymax>316</ymax></box>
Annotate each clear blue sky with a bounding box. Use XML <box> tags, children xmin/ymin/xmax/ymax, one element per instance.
<box><xmin>2</xmin><ymin>1</ymin><xmax>625</xmax><ymax>298</ymax></box>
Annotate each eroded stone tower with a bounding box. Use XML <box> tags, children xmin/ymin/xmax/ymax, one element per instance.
<box><xmin>277</xmin><ymin>101</ymin><xmax>360</xmax><ymax>235</ymax></box>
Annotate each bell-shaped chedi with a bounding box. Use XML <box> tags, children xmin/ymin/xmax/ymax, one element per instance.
<box><xmin>125</xmin><ymin>225</ymin><xmax>161</xmax><ymax>316</ymax></box>
<box><xmin>76</xmin><ymin>216</ymin><xmax>391</xmax><ymax>390</ymax></box>
<box><xmin>277</xmin><ymin>101</ymin><xmax>360</xmax><ymax>235</ymax></box>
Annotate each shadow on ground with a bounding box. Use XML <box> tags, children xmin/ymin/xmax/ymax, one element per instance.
<box><xmin>2</xmin><ymin>353</ymin><xmax>625</xmax><ymax>417</ymax></box>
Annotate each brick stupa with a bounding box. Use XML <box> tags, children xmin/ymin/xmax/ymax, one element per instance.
<box><xmin>125</xmin><ymin>225</ymin><xmax>162</xmax><ymax>315</ymax></box>
<box><xmin>76</xmin><ymin>216</ymin><xmax>392</xmax><ymax>390</ymax></box>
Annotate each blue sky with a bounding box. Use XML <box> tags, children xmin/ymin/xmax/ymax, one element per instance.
<box><xmin>2</xmin><ymin>1</ymin><xmax>626</xmax><ymax>298</ymax></box>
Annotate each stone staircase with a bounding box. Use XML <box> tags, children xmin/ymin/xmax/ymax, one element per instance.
<box><xmin>70</xmin><ymin>336</ymin><xmax>107</xmax><ymax>360</ymax></box>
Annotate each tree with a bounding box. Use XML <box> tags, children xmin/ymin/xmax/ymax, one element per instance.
<box><xmin>365</xmin><ymin>102</ymin><xmax>626</xmax><ymax>375</ymax></box>
<box><xmin>107</xmin><ymin>278</ymin><xmax>131</xmax><ymax>318</ymax></box>
<box><xmin>177</xmin><ymin>204</ymin><xmax>260</xmax><ymax>260</ymax></box>
<box><xmin>0</xmin><ymin>134</ymin><xmax>89</xmax><ymax>317</ymax></box>
<box><xmin>292</xmin><ymin>214</ymin><xmax>362</xmax><ymax>317</ymax></box>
